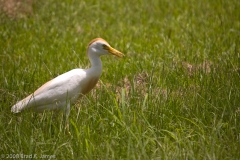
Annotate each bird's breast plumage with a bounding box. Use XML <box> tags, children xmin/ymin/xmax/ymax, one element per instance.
<box><xmin>80</xmin><ymin>76</ymin><xmax>99</xmax><ymax>95</ymax></box>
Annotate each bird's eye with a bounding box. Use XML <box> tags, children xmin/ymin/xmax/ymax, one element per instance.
<box><xmin>102</xmin><ymin>44</ymin><xmax>108</xmax><ymax>50</ymax></box>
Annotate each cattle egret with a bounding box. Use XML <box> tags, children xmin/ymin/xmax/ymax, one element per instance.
<box><xmin>11</xmin><ymin>38</ymin><xmax>124</xmax><ymax>129</ymax></box>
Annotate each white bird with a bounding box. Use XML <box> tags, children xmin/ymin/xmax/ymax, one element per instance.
<box><xmin>11</xmin><ymin>38</ymin><xmax>124</xmax><ymax>124</ymax></box>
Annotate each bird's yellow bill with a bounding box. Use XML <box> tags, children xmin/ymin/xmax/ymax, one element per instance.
<box><xmin>104</xmin><ymin>45</ymin><xmax>124</xmax><ymax>58</ymax></box>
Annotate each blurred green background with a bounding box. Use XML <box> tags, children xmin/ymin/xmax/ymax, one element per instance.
<box><xmin>0</xmin><ymin>0</ymin><xmax>240</xmax><ymax>159</ymax></box>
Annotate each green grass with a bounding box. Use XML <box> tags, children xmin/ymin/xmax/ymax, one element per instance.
<box><xmin>1</xmin><ymin>0</ymin><xmax>240</xmax><ymax>159</ymax></box>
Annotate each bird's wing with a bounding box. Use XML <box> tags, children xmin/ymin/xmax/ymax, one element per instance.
<box><xmin>11</xmin><ymin>69</ymin><xmax>87</xmax><ymax>112</ymax></box>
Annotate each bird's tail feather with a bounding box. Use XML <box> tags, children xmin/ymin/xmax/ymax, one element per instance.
<box><xmin>11</xmin><ymin>98</ymin><xmax>30</xmax><ymax>113</ymax></box>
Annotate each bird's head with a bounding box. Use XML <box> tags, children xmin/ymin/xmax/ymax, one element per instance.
<box><xmin>87</xmin><ymin>38</ymin><xmax>124</xmax><ymax>57</ymax></box>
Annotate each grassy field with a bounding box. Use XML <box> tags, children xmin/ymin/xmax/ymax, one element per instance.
<box><xmin>1</xmin><ymin>0</ymin><xmax>240</xmax><ymax>159</ymax></box>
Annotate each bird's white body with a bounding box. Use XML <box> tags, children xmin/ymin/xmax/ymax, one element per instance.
<box><xmin>11</xmin><ymin>68</ymin><xmax>100</xmax><ymax>113</ymax></box>
<box><xmin>11</xmin><ymin>38</ymin><xmax>124</xmax><ymax>119</ymax></box>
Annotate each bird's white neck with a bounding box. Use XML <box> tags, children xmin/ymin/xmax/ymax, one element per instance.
<box><xmin>88</xmin><ymin>53</ymin><xmax>103</xmax><ymax>74</ymax></box>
